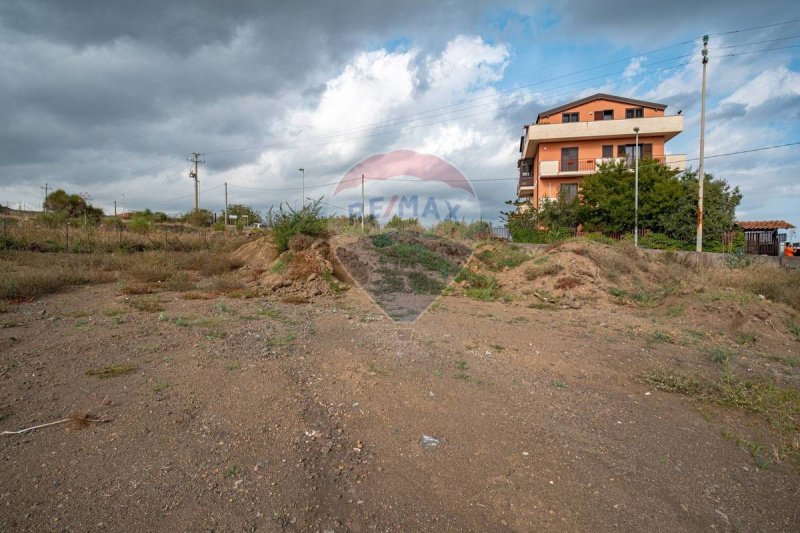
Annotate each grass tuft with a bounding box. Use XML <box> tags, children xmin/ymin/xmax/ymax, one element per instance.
<box><xmin>86</xmin><ymin>363</ymin><xmax>139</xmax><ymax>378</ymax></box>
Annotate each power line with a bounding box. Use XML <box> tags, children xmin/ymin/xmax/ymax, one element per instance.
<box><xmin>710</xmin><ymin>19</ymin><xmax>800</xmax><ymax>37</ymax></box>
<box><xmin>711</xmin><ymin>33</ymin><xmax>800</xmax><ymax>50</ymax></box>
<box><xmin>218</xmin><ymin>142</ymin><xmax>800</xmax><ymax>192</ymax></box>
<box><xmin>715</xmin><ymin>43</ymin><xmax>800</xmax><ymax>59</ymax></box>
<box><xmin>199</xmin><ymin>43</ymin><xmax>793</xmax><ymax>159</ymax></box>
<box><xmin>206</xmin><ymin>20</ymin><xmax>800</xmax><ymax>158</ymax></box>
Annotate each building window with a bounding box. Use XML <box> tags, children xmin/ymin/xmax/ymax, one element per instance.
<box><xmin>594</xmin><ymin>110</ymin><xmax>614</xmax><ymax>120</ymax></box>
<box><xmin>617</xmin><ymin>143</ymin><xmax>654</xmax><ymax>165</ymax></box>
<box><xmin>561</xmin><ymin>147</ymin><xmax>578</xmax><ymax>172</ymax></box>
<box><xmin>625</xmin><ymin>107</ymin><xmax>644</xmax><ymax>118</ymax></box>
<box><xmin>560</xmin><ymin>183</ymin><xmax>578</xmax><ymax>202</ymax></box>
<box><xmin>602</xmin><ymin>145</ymin><xmax>613</xmax><ymax>158</ymax></box>
<box><xmin>562</xmin><ymin>112</ymin><xmax>579</xmax><ymax>123</ymax></box>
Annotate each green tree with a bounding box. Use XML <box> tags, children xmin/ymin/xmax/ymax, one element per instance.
<box><xmin>43</xmin><ymin>189</ymin><xmax>103</xmax><ymax>220</ymax></box>
<box><xmin>226</xmin><ymin>204</ymin><xmax>262</xmax><ymax>225</ymax></box>
<box><xmin>182</xmin><ymin>209</ymin><xmax>213</xmax><ymax>227</ymax></box>
<box><xmin>577</xmin><ymin>161</ymin><xmax>741</xmax><ymax>248</ymax></box>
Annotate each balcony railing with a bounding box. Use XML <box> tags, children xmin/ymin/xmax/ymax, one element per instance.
<box><xmin>518</xmin><ymin>177</ymin><xmax>534</xmax><ymax>188</ymax></box>
<box><xmin>540</xmin><ymin>155</ymin><xmax>683</xmax><ymax>177</ymax></box>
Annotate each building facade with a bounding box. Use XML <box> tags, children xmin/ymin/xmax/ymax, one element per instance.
<box><xmin>517</xmin><ymin>93</ymin><xmax>685</xmax><ymax>207</ymax></box>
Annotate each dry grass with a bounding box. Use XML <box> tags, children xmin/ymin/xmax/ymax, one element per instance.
<box><xmin>127</xmin><ymin>296</ymin><xmax>165</xmax><ymax>313</ymax></box>
<box><xmin>85</xmin><ymin>363</ymin><xmax>139</xmax><ymax>378</ymax></box>
<box><xmin>524</xmin><ymin>262</ymin><xmax>563</xmax><ymax>281</ymax></box>
<box><xmin>206</xmin><ymin>273</ymin><xmax>245</xmax><ymax>292</ymax></box>
<box><xmin>706</xmin><ymin>265</ymin><xmax>800</xmax><ymax>311</ymax></box>
<box><xmin>0</xmin><ymin>266</ymin><xmax>114</xmax><ymax>301</ymax></box>
<box><xmin>119</xmin><ymin>283</ymin><xmax>157</xmax><ymax>295</ymax></box>
<box><xmin>554</xmin><ymin>276</ymin><xmax>583</xmax><ymax>290</ymax></box>
<box><xmin>181</xmin><ymin>291</ymin><xmax>216</xmax><ymax>300</ymax></box>
<box><xmin>165</xmin><ymin>271</ymin><xmax>194</xmax><ymax>291</ymax></box>
<box><xmin>287</xmin><ymin>249</ymin><xmax>326</xmax><ymax>280</ymax></box>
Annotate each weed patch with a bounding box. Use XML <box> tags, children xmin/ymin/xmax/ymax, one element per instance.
<box><xmin>86</xmin><ymin>363</ymin><xmax>139</xmax><ymax>378</ymax></box>
<box><xmin>524</xmin><ymin>262</ymin><xmax>563</xmax><ymax>281</ymax></box>
<box><xmin>127</xmin><ymin>297</ymin><xmax>165</xmax><ymax>313</ymax></box>
<box><xmin>455</xmin><ymin>269</ymin><xmax>499</xmax><ymax>301</ymax></box>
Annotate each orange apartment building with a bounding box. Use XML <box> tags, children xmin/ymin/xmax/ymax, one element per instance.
<box><xmin>517</xmin><ymin>93</ymin><xmax>685</xmax><ymax>207</ymax></box>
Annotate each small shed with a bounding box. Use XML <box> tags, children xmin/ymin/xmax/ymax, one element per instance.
<box><xmin>736</xmin><ymin>220</ymin><xmax>795</xmax><ymax>256</ymax></box>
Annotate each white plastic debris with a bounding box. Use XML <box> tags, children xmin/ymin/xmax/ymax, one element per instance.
<box><xmin>420</xmin><ymin>435</ymin><xmax>440</xmax><ymax>448</ymax></box>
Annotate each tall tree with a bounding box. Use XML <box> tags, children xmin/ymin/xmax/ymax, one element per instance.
<box><xmin>226</xmin><ymin>204</ymin><xmax>262</xmax><ymax>224</ymax></box>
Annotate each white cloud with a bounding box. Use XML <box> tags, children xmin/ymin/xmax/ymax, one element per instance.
<box><xmin>721</xmin><ymin>66</ymin><xmax>800</xmax><ymax>110</ymax></box>
<box><xmin>623</xmin><ymin>56</ymin><xmax>645</xmax><ymax>80</ymax></box>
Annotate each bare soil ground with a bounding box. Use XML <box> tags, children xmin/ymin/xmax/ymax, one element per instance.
<box><xmin>1</xmin><ymin>238</ymin><xmax>799</xmax><ymax>532</ymax></box>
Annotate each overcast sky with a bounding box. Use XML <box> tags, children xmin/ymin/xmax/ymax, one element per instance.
<box><xmin>1</xmin><ymin>0</ymin><xmax>799</xmax><ymax>226</ymax></box>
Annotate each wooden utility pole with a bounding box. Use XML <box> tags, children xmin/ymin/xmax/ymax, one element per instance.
<box><xmin>696</xmin><ymin>35</ymin><xmax>709</xmax><ymax>252</ymax></box>
<box><xmin>224</xmin><ymin>182</ymin><xmax>228</xmax><ymax>226</ymax></box>
<box><xmin>188</xmin><ymin>152</ymin><xmax>205</xmax><ymax>212</ymax></box>
<box><xmin>40</xmin><ymin>183</ymin><xmax>51</xmax><ymax>211</ymax></box>
<box><xmin>361</xmin><ymin>174</ymin><xmax>365</xmax><ymax>233</ymax></box>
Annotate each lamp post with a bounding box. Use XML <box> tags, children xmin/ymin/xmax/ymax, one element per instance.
<box><xmin>299</xmin><ymin>168</ymin><xmax>305</xmax><ymax>208</ymax></box>
<box><xmin>634</xmin><ymin>127</ymin><xmax>640</xmax><ymax>248</ymax></box>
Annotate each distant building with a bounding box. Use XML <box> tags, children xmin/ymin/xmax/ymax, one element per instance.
<box><xmin>517</xmin><ymin>93</ymin><xmax>685</xmax><ymax>207</ymax></box>
<box><xmin>737</xmin><ymin>220</ymin><xmax>796</xmax><ymax>256</ymax></box>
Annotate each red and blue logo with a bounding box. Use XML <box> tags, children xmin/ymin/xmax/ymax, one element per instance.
<box><xmin>332</xmin><ymin>149</ymin><xmax>477</xmax><ymax>225</ymax></box>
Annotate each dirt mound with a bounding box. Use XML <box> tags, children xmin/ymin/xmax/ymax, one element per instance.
<box><xmin>335</xmin><ymin>231</ymin><xmax>471</xmax><ymax>321</ymax></box>
<box><xmin>231</xmin><ymin>236</ymin><xmax>279</xmax><ymax>268</ymax></box>
<box><xmin>475</xmin><ymin>240</ymin><xmax>680</xmax><ymax>309</ymax></box>
<box><xmin>231</xmin><ymin>235</ymin><xmax>348</xmax><ymax>301</ymax></box>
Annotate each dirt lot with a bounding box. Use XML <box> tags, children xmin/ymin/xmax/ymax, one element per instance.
<box><xmin>1</xmin><ymin>237</ymin><xmax>799</xmax><ymax>532</ymax></box>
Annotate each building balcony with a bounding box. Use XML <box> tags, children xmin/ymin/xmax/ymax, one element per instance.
<box><xmin>539</xmin><ymin>155</ymin><xmax>686</xmax><ymax>177</ymax></box>
<box><xmin>517</xmin><ymin>176</ymin><xmax>535</xmax><ymax>197</ymax></box>
<box><xmin>521</xmin><ymin>115</ymin><xmax>684</xmax><ymax>159</ymax></box>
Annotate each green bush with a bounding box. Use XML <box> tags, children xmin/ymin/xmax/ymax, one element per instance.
<box><xmin>638</xmin><ymin>232</ymin><xmax>691</xmax><ymax>251</ymax></box>
<box><xmin>266</xmin><ymin>199</ymin><xmax>327</xmax><ymax>251</ymax></box>
<box><xmin>371</xmin><ymin>233</ymin><xmax>394</xmax><ymax>248</ymax></box>
<box><xmin>385</xmin><ymin>216</ymin><xmax>422</xmax><ymax>232</ymax></box>
<box><xmin>455</xmin><ymin>269</ymin><xmax>499</xmax><ymax>300</ymax></box>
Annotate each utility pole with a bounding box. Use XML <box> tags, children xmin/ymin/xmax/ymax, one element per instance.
<box><xmin>188</xmin><ymin>152</ymin><xmax>205</xmax><ymax>212</ymax></box>
<box><xmin>299</xmin><ymin>168</ymin><xmax>305</xmax><ymax>208</ymax></box>
<box><xmin>40</xmin><ymin>183</ymin><xmax>51</xmax><ymax>211</ymax></box>
<box><xmin>121</xmin><ymin>193</ymin><xmax>125</xmax><ymax>217</ymax></box>
<box><xmin>634</xmin><ymin>127</ymin><xmax>640</xmax><ymax>248</ymax></box>
<box><xmin>696</xmin><ymin>35</ymin><xmax>709</xmax><ymax>252</ymax></box>
<box><xmin>361</xmin><ymin>174</ymin><xmax>365</xmax><ymax>233</ymax></box>
<box><xmin>224</xmin><ymin>181</ymin><xmax>228</xmax><ymax>226</ymax></box>
<box><xmin>114</xmin><ymin>200</ymin><xmax>117</xmax><ymax>217</ymax></box>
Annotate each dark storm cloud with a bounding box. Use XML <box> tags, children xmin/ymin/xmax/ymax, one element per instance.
<box><xmin>555</xmin><ymin>0</ymin><xmax>800</xmax><ymax>44</ymax></box>
<box><xmin>0</xmin><ymin>0</ymin><xmax>497</xmax><ymax>183</ymax></box>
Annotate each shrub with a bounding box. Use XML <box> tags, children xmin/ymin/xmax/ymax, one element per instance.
<box><xmin>128</xmin><ymin>213</ymin><xmax>155</xmax><ymax>234</ymax></box>
<box><xmin>385</xmin><ymin>216</ymin><xmax>422</xmax><ymax>232</ymax></box>
<box><xmin>434</xmin><ymin>220</ymin><xmax>493</xmax><ymax>240</ymax></box>
<box><xmin>524</xmin><ymin>262</ymin><xmax>563</xmax><ymax>280</ymax></box>
<box><xmin>288</xmin><ymin>234</ymin><xmax>316</xmax><ymax>252</ymax></box>
<box><xmin>371</xmin><ymin>233</ymin><xmax>394</xmax><ymax>248</ymax></box>
<box><xmin>455</xmin><ymin>269</ymin><xmax>499</xmax><ymax>300</ymax></box>
<box><xmin>476</xmin><ymin>244</ymin><xmax>529</xmax><ymax>271</ymax></box>
<box><xmin>266</xmin><ymin>199</ymin><xmax>327</xmax><ymax>251</ymax></box>
<box><xmin>638</xmin><ymin>232</ymin><xmax>691</xmax><ymax>251</ymax></box>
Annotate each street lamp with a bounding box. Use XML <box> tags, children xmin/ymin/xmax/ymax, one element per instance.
<box><xmin>634</xmin><ymin>127</ymin><xmax>640</xmax><ymax>248</ymax></box>
<box><xmin>298</xmin><ymin>168</ymin><xmax>305</xmax><ymax>208</ymax></box>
